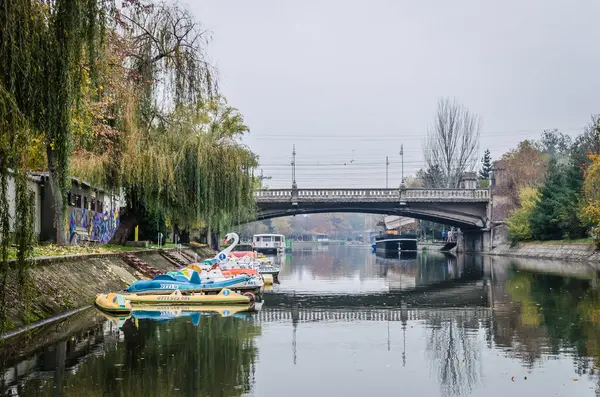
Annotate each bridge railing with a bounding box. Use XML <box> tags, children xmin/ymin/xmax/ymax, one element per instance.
<box><xmin>255</xmin><ymin>189</ymin><xmax>292</xmax><ymax>198</ymax></box>
<box><xmin>403</xmin><ymin>189</ymin><xmax>490</xmax><ymax>201</ymax></box>
<box><xmin>255</xmin><ymin>188</ymin><xmax>489</xmax><ymax>202</ymax></box>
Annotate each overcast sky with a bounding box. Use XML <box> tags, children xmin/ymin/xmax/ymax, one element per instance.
<box><xmin>187</xmin><ymin>0</ymin><xmax>600</xmax><ymax>188</ymax></box>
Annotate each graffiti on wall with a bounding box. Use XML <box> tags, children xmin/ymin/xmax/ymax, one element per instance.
<box><xmin>68</xmin><ymin>207</ymin><xmax>120</xmax><ymax>244</ymax></box>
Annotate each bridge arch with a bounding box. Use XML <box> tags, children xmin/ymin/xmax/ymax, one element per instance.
<box><xmin>256</xmin><ymin>206</ymin><xmax>483</xmax><ymax>229</ymax></box>
<box><xmin>253</xmin><ymin>188</ymin><xmax>490</xmax><ymax>230</ymax></box>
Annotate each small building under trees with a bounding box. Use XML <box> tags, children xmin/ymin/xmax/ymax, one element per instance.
<box><xmin>6</xmin><ymin>172</ymin><xmax>123</xmax><ymax>244</ymax></box>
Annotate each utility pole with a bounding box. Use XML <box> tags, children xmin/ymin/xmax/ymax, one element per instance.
<box><xmin>386</xmin><ymin>156</ymin><xmax>389</xmax><ymax>188</ymax></box>
<box><xmin>291</xmin><ymin>144</ymin><xmax>297</xmax><ymax>189</ymax></box>
<box><xmin>400</xmin><ymin>144</ymin><xmax>405</xmax><ymax>185</ymax></box>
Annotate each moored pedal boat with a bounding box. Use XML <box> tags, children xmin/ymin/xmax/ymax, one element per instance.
<box><xmin>124</xmin><ymin>288</ymin><xmax>250</xmax><ymax>305</ymax></box>
<box><xmin>95</xmin><ymin>293</ymin><xmax>132</xmax><ymax>314</ymax></box>
<box><xmin>257</xmin><ymin>263</ymin><xmax>280</xmax><ymax>277</ymax></box>
<box><xmin>126</xmin><ymin>270</ymin><xmax>262</xmax><ymax>294</ymax></box>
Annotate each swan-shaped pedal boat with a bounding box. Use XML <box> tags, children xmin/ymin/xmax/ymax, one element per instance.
<box><xmin>126</xmin><ymin>268</ymin><xmax>262</xmax><ymax>294</ymax></box>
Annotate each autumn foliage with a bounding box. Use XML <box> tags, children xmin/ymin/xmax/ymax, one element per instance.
<box><xmin>506</xmin><ymin>187</ymin><xmax>539</xmax><ymax>242</ymax></box>
<box><xmin>582</xmin><ymin>154</ymin><xmax>600</xmax><ymax>248</ymax></box>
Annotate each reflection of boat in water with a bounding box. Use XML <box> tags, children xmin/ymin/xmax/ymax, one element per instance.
<box><xmin>132</xmin><ymin>304</ymin><xmax>259</xmax><ymax>320</ymax></box>
<box><xmin>376</xmin><ymin>251</ymin><xmax>417</xmax><ymax>260</ymax></box>
<box><xmin>98</xmin><ymin>303</ymin><xmax>260</xmax><ymax>328</ymax></box>
<box><xmin>376</xmin><ymin>254</ymin><xmax>418</xmax><ymax>290</ymax></box>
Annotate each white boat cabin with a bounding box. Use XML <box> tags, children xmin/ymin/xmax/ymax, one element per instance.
<box><xmin>252</xmin><ymin>233</ymin><xmax>285</xmax><ymax>253</ymax></box>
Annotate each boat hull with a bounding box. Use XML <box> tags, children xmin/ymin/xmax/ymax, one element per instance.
<box><xmin>375</xmin><ymin>237</ymin><xmax>418</xmax><ymax>252</ymax></box>
<box><xmin>124</xmin><ymin>288</ymin><xmax>250</xmax><ymax>305</ymax></box>
<box><xmin>253</xmin><ymin>247</ymin><xmax>279</xmax><ymax>254</ymax></box>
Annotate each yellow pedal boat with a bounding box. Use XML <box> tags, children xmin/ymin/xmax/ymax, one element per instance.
<box><xmin>123</xmin><ymin>288</ymin><xmax>250</xmax><ymax>305</ymax></box>
<box><xmin>95</xmin><ymin>293</ymin><xmax>132</xmax><ymax>314</ymax></box>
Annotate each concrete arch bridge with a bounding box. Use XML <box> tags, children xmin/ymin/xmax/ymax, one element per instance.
<box><xmin>254</xmin><ymin>187</ymin><xmax>492</xmax><ymax>252</ymax></box>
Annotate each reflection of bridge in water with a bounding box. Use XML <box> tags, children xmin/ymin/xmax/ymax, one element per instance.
<box><xmin>255</xmin><ymin>307</ymin><xmax>491</xmax><ymax>323</ymax></box>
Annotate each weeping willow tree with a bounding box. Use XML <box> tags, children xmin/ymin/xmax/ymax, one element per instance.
<box><xmin>0</xmin><ymin>0</ymin><xmax>109</xmax><ymax>245</ymax></box>
<box><xmin>0</xmin><ymin>0</ymin><xmax>107</xmax><ymax>327</ymax></box>
<box><xmin>121</xmin><ymin>99</ymin><xmax>258</xmax><ymax>232</ymax></box>
<box><xmin>0</xmin><ymin>88</ymin><xmax>36</xmax><ymax>330</ymax></box>
<box><xmin>71</xmin><ymin>1</ymin><xmax>258</xmax><ymax>236</ymax></box>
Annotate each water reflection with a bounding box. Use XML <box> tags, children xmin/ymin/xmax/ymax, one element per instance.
<box><xmin>3</xmin><ymin>250</ymin><xmax>600</xmax><ymax>396</ymax></box>
<box><xmin>4</xmin><ymin>315</ymin><xmax>261</xmax><ymax>397</ymax></box>
<box><xmin>426</xmin><ymin>317</ymin><xmax>482</xmax><ymax>397</ymax></box>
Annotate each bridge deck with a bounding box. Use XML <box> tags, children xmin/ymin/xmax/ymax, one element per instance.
<box><xmin>253</xmin><ymin>188</ymin><xmax>490</xmax><ymax>229</ymax></box>
<box><xmin>255</xmin><ymin>188</ymin><xmax>490</xmax><ymax>203</ymax></box>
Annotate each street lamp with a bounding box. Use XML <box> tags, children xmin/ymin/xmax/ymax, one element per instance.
<box><xmin>400</xmin><ymin>144</ymin><xmax>405</xmax><ymax>187</ymax></box>
<box><xmin>291</xmin><ymin>144</ymin><xmax>297</xmax><ymax>189</ymax></box>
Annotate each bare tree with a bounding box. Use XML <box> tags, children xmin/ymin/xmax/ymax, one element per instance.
<box><xmin>424</xmin><ymin>98</ymin><xmax>481</xmax><ymax>188</ymax></box>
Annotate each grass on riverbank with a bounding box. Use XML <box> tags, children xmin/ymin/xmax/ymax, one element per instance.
<box><xmin>6</xmin><ymin>243</ymin><xmax>181</xmax><ymax>260</ymax></box>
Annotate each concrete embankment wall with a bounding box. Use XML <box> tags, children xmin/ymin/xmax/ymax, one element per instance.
<box><xmin>3</xmin><ymin>246</ymin><xmax>214</xmax><ymax>331</ymax></box>
<box><xmin>490</xmin><ymin>243</ymin><xmax>600</xmax><ymax>263</ymax></box>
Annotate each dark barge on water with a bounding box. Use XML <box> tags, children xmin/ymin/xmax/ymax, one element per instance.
<box><xmin>374</xmin><ymin>231</ymin><xmax>418</xmax><ymax>252</ymax></box>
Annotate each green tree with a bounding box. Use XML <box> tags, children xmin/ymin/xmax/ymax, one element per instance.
<box><xmin>70</xmin><ymin>2</ymin><xmax>258</xmax><ymax>236</ymax></box>
<box><xmin>479</xmin><ymin>149</ymin><xmax>492</xmax><ymax>188</ymax></box>
<box><xmin>529</xmin><ymin>158</ymin><xmax>586</xmax><ymax>240</ymax></box>
<box><xmin>535</xmin><ymin>129</ymin><xmax>573</xmax><ymax>160</ymax></box>
<box><xmin>479</xmin><ymin>149</ymin><xmax>492</xmax><ymax>180</ymax></box>
<box><xmin>506</xmin><ymin>187</ymin><xmax>539</xmax><ymax>241</ymax></box>
<box><xmin>571</xmin><ymin>116</ymin><xmax>600</xmax><ymax>169</ymax></box>
<box><xmin>0</xmin><ymin>0</ymin><xmax>108</xmax><ymax>245</ymax></box>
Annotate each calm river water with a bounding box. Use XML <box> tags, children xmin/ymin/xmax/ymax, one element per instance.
<box><xmin>2</xmin><ymin>245</ymin><xmax>600</xmax><ymax>396</ymax></box>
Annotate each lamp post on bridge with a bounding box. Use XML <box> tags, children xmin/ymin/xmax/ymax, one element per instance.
<box><xmin>291</xmin><ymin>145</ymin><xmax>298</xmax><ymax>204</ymax></box>
<box><xmin>399</xmin><ymin>144</ymin><xmax>407</xmax><ymax>204</ymax></box>
<box><xmin>400</xmin><ymin>144</ymin><xmax>405</xmax><ymax>187</ymax></box>
<box><xmin>291</xmin><ymin>144</ymin><xmax>297</xmax><ymax>189</ymax></box>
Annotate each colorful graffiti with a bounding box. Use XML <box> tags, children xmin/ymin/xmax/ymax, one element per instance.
<box><xmin>68</xmin><ymin>207</ymin><xmax>120</xmax><ymax>244</ymax></box>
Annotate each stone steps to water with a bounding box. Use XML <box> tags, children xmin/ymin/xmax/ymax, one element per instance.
<box><xmin>159</xmin><ymin>250</ymin><xmax>190</xmax><ymax>268</ymax></box>
<box><xmin>180</xmin><ymin>249</ymin><xmax>197</xmax><ymax>263</ymax></box>
<box><xmin>120</xmin><ymin>253</ymin><xmax>161</xmax><ymax>278</ymax></box>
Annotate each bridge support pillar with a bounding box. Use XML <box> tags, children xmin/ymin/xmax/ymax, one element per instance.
<box><xmin>457</xmin><ymin>229</ymin><xmax>491</xmax><ymax>253</ymax></box>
